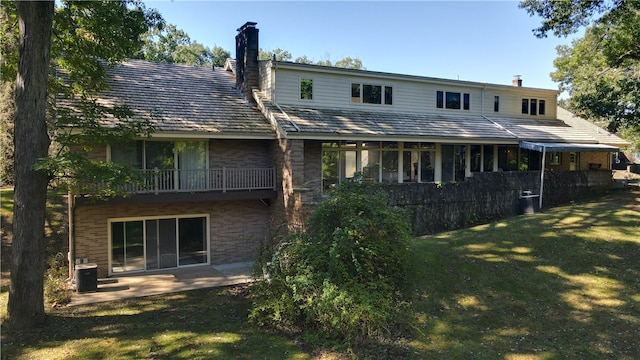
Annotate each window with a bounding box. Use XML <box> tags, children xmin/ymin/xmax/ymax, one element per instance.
<box><xmin>436</xmin><ymin>91</ymin><xmax>444</xmax><ymax>108</ymax></box>
<box><xmin>441</xmin><ymin>145</ymin><xmax>466</xmax><ymax>182</ymax></box>
<box><xmin>498</xmin><ymin>146</ymin><xmax>519</xmax><ymax>171</ymax></box>
<box><xmin>494</xmin><ymin>96</ymin><xmax>500</xmax><ymax>112</ymax></box>
<box><xmin>446</xmin><ymin>92</ymin><xmax>461</xmax><ymax>109</ymax></box>
<box><xmin>437</xmin><ymin>91</ymin><xmax>468</xmax><ymax>110</ymax></box>
<box><xmin>351</xmin><ymin>83</ymin><xmax>392</xmax><ymax>105</ymax></box>
<box><xmin>300</xmin><ymin>78</ymin><xmax>313</xmax><ymax>100</ymax></box>
<box><xmin>522</xmin><ymin>98</ymin><xmax>546</xmax><ymax>115</ymax></box>
<box><xmin>530</xmin><ymin>99</ymin><xmax>537</xmax><ymax>115</ymax></box>
<box><xmin>363</xmin><ymin>84</ymin><xmax>382</xmax><ymax>104</ymax></box>
<box><xmin>549</xmin><ymin>151</ymin><xmax>561</xmax><ymax>165</ymax></box>
<box><xmin>351</xmin><ymin>83</ymin><xmax>361</xmax><ymax>103</ymax></box>
<box><xmin>402</xmin><ymin>142</ymin><xmax>435</xmax><ymax>183</ymax></box>
<box><xmin>384</xmin><ymin>86</ymin><xmax>393</xmax><ymax>105</ymax></box>
<box><xmin>322</xmin><ymin>141</ymin><xmax>435</xmax><ymax>189</ymax></box>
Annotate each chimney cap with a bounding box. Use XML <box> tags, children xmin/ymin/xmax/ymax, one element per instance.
<box><xmin>512</xmin><ymin>75</ymin><xmax>523</xmax><ymax>87</ymax></box>
<box><xmin>237</xmin><ymin>22</ymin><xmax>258</xmax><ymax>32</ymax></box>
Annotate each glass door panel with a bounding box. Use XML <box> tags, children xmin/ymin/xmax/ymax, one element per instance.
<box><xmin>110</xmin><ymin>221</ymin><xmax>144</xmax><ymax>273</ymax></box>
<box><xmin>159</xmin><ymin>218</ymin><xmax>177</xmax><ymax>268</ymax></box>
<box><xmin>178</xmin><ymin>217</ymin><xmax>207</xmax><ymax>266</ymax></box>
<box><xmin>177</xmin><ymin>141</ymin><xmax>207</xmax><ymax>190</ymax></box>
<box><xmin>145</xmin><ymin>220</ymin><xmax>159</xmax><ymax>270</ymax></box>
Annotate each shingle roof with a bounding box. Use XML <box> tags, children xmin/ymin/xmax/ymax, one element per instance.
<box><xmin>256</xmin><ymin>91</ymin><xmax>628</xmax><ymax>146</ymax></box>
<box><xmin>261</xmin><ymin>102</ymin><xmax>516</xmax><ymax>140</ymax></box>
<box><xmin>59</xmin><ymin>59</ymin><xmax>274</xmax><ymax>136</ymax></box>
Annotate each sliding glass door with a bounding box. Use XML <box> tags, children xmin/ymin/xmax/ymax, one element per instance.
<box><xmin>110</xmin><ymin>215</ymin><xmax>209</xmax><ymax>274</ymax></box>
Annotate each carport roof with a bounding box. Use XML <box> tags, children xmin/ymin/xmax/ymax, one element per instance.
<box><xmin>519</xmin><ymin>141</ymin><xmax>621</xmax><ymax>153</ymax></box>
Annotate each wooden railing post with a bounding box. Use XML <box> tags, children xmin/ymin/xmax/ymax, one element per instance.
<box><xmin>153</xmin><ymin>167</ymin><xmax>159</xmax><ymax>195</ymax></box>
<box><xmin>222</xmin><ymin>167</ymin><xmax>227</xmax><ymax>193</ymax></box>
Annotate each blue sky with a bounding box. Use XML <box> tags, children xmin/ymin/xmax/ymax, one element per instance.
<box><xmin>145</xmin><ymin>1</ymin><xmax>581</xmax><ymax>91</ymax></box>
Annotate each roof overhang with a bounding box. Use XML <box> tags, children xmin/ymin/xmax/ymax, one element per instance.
<box><xmin>519</xmin><ymin>141</ymin><xmax>620</xmax><ymax>153</ymax></box>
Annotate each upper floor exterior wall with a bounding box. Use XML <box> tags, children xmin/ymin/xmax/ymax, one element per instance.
<box><xmin>258</xmin><ymin>61</ymin><xmax>558</xmax><ymax>120</ymax></box>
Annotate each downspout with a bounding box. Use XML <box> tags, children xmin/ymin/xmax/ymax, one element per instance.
<box><xmin>67</xmin><ymin>191</ymin><xmax>75</xmax><ymax>279</ymax></box>
<box><xmin>481</xmin><ymin>84</ymin><xmax>485</xmax><ymax>116</ymax></box>
<box><xmin>539</xmin><ymin>147</ymin><xmax>546</xmax><ymax>210</ymax></box>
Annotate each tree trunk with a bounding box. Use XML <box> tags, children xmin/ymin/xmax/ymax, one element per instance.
<box><xmin>8</xmin><ymin>1</ymin><xmax>54</xmax><ymax>329</ymax></box>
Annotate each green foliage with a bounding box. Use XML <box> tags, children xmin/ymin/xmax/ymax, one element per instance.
<box><xmin>2</xmin><ymin>1</ymin><xmax>162</xmax><ymax>190</ymax></box>
<box><xmin>43</xmin><ymin>253</ymin><xmax>71</xmax><ymax>306</ymax></box>
<box><xmin>250</xmin><ymin>176</ymin><xmax>412</xmax><ymax>344</ymax></box>
<box><xmin>260</xmin><ymin>47</ymin><xmax>365</xmax><ymax>69</ymax></box>
<box><xmin>521</xmin><ymin>0</ymin><xmax>640</xmax><ymax>136</ymax></box>
<box><xmin>136</xmin><ymin>23</ymin><xmax>223</xmax><ymax>67</ymax></box>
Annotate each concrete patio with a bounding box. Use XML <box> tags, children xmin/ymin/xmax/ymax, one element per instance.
<box><xmin>70</xmin><ymin>262</ymin><xmax>256</xmax><ymax>306</ymax></box>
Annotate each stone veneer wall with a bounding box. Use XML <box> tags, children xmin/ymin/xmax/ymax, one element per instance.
<box><xmin>73</xmin><ymin>199</ymin><xmax>270</xmax><ymax>277</ymax></box>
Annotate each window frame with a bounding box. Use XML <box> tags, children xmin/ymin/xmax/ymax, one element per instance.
<box><xmin>299</xmin><ymin>77</ymin><xmax>313</xmax><ymax>101</ymax></box>
<box><xmin>351</xmin><ymin>82</ymin><xmax>393</xmax><ymax>105</ymax></box>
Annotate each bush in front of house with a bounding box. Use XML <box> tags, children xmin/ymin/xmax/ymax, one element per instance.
<box><xmin>249</xmin><ymin>176</ymin><xmax>412</xmax><ymax>344</ymax></box>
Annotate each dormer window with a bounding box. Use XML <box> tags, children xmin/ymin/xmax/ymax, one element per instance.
<box><xmin>436</xmin><ymin>91</ymin><xmax>470</xmax><ymax>110</ymax></box>
<box><xmin>351</xmin><ymin>83</ymin><xmax>392</xmax><ymax>105</ymax></box>
<box><xmin>300</xmin><ymin>78</ymin><xmax>313</xmax><ymax>100</ymax></box>
<box><xmin>522</xmin><ymin>98</ymin><xmax>546</xmax><ymax>115</ymax></box>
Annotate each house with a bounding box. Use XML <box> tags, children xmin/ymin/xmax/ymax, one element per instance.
<box><xmin>69</xmin><ymin>22</ymin><xmax>629</xmax><ymax>278</ymax></box>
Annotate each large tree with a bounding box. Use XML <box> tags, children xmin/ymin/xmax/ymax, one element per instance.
<box><xmin>6</xmin><ymin>0</ymin><xmax>161</xmax><ymax>329</ymax></box>
<box><xmin>8</xmin><ymin>0</ymin><xmax>55</xmax><ymax>329</ymax></box>
<box><xmin>520</xmin><ymin>0</ymin><xmax>640</xmax><ymax>134</ymax></box>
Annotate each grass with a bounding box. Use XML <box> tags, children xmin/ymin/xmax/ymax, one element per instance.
<box><xmin>1</xmin><ymin>188</ymin><xmax>638</xmax><ymax>359</ymax></box>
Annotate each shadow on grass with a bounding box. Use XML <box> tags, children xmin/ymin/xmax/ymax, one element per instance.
<box><xmin>1</xmin><ymin>286</ymin><xmax>310</xmax><ymax>359</ymax></box>
<box><xmin>408</xmin><ymin>189</ymin><xmax>640</xmax><ymax>359</ymax></box>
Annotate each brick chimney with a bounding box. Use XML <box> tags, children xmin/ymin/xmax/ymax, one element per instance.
<box><xmin>236</xmin><ymin>22</ymin><xmax>259</xmax><ymax>102</ymax></box>
<box><xmin>512</xmin><ymin>75</ymin><xmax>522</xmax><ymax>87</ymax></box>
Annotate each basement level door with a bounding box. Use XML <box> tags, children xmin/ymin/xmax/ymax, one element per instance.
<box><xmin>110</xmin><ymin>216</ymin><xmax>208</xmax><ymax>274</ymax></box>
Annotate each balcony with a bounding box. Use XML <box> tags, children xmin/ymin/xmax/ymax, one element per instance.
<box><xmin>126</xmin><ymin>167</ymin><xmax>277</xmax><ymax>194</ymax></box>
<box><xmin>77</xmin><ymin>167</ymin><xmax>278</xmax><ymax>206</ymax></box>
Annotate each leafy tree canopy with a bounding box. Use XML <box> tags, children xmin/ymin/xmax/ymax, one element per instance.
<box><xmin>260</xmin><ymin>48</ymin><xmax>364</xmax><ymax>69</ymax></box>
<box><xmin>1</xmin><ymin>0</ymin><xmax>163</xmax><ymax>194</ymax></box>
<box><xmin>136</xmin><ymin>23</ymin><xmax>230</xmax><ymax>67</ymax></box>
<box><xmin>521</xmin><ymin>0</ymin><xmax>640</xmax><ymax>136</ymax></box>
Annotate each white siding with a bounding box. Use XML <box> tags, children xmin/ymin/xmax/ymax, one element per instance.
<box><xmin>267</xmin><ymin>65</ymin><xmax>558</xmax><ymax>120</ymax></box>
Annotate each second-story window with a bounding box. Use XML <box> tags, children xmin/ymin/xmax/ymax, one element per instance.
<box><xmin>522</xmin><ymin>98</ymin><xmax>547</xmax><ymax>115</ymax></box>
<box><xmin>300</xmin><ymin>78</ymin><xmax>313</xmax><ymax>100</ymax></box>
<box><xmin>437</xmin><ymin>91</ymin><xmax>470</xmax><ymax>110</ymax></box>
<box><xmin>351</xmin><ymin>83</ymin><xmax>392</xmax><ymax>105</ymax></box>
<box><xmin>494</xmin><ymin>96</ymin><xmax>500</xmax><ymax>112</ymax></box>
<box><xmin>446</xmin><ymin>92</ymin><xmax>461</xmax><ymax>109</ymax></box>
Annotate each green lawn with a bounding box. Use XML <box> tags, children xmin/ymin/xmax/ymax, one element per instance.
<box><xmin>1</xmin><ymin>189</ymin><xmax>638</xmax><ymax>359</ymax></box>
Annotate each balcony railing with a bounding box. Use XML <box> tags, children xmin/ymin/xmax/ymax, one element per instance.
<box><xmin>102</xmin><ymin>167</ymin><xmax>277</xmax><ymax>195</ymax></box>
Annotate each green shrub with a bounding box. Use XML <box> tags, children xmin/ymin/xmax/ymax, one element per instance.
<box><xmin>44</xmin><ymin>253</ymin><xmax>71</xmax><ymax>306</ymax></box>
<box><xmin>250</xmin><ymin>177</ymin><xmax>412</xmax><ymax>344</ymax></box>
